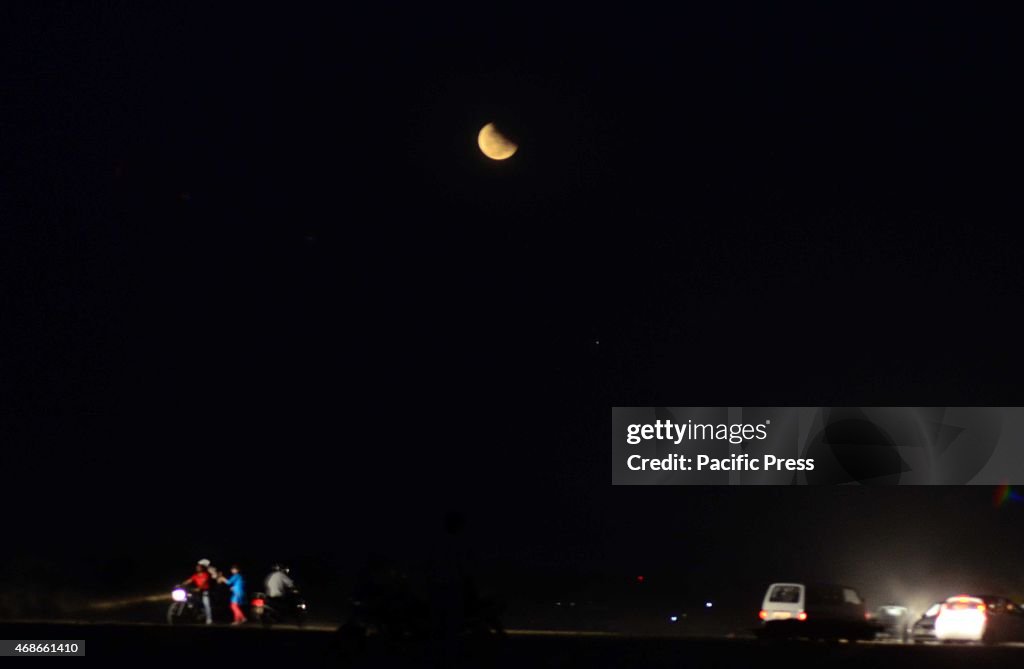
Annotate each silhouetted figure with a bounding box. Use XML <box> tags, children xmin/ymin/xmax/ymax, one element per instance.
<box><xmin>335</xmin><ymin>514</ymin><xmax>504</xmax><ymax>664</ymax></box>
<box><xmin>427</xmin><ymin>511</ymin><xmax>505</xmax><ymax>667</ymax></box>
<box><xmin>350</xmin><ymin>553</ymin><xmax>427</xmax><ymax>639</ymax></box>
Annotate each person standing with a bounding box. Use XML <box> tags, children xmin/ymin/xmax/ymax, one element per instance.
<box><xmin>222</xmin><ymin>564</ymin><xmax>247</xmax><ymax>625</ymax></box>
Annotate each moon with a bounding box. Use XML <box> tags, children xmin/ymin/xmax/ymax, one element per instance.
<box><xmin>477</xmin><ymin>122</ymin><xmax>518</xmax><ymax>161</ymax></box>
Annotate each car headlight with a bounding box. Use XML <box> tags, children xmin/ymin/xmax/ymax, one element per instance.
<box><xmin>172</xmin><ymin>588</ymin><xmax>188</xmax><ymax>602</ymax></box>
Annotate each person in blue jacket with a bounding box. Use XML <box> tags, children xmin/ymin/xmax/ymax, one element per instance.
<box><xmin>222</xmin><ymin>564</ymin><xmax>247</xmax><ymax>624</ymax></box>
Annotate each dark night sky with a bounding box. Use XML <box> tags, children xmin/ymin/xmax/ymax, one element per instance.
<box><xmin>3</xmin><ymin>3</ymin><xmax>1023</xmax><ymax>619</ymax></box>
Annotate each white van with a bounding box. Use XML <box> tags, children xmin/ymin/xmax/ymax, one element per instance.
<box><xmin>760</xmin><ymin>582</ymin><xmax>867</xmax><ymax>627</ymax></box>
<box><xmin>760</xmin><ymin>583</ymin><xmax>807</xmax><ymax>622</ymax></box>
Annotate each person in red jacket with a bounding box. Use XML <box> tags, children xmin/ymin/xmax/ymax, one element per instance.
<box><xmin>181</xmin><ymin>561</ymin><xmax>213</xmax><ymax>624</ymax></box>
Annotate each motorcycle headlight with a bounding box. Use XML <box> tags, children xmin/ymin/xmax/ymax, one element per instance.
<box><xmin>172</xmin><ymin>588</ymin><xmax>188</xmax><ymax>602</ymax></box>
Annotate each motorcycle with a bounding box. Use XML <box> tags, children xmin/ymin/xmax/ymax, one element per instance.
<box><xmin>167</xmin><ymin>586</ymin><xmax>207</xmax><ymax>625</ymax></box>
<box><xmin>251</xmin><ymin>590</ymin><xmax>308</xmax><ymax>628</ymax></box>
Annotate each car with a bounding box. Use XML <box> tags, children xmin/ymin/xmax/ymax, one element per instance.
<box><xmin>909</xmin><ymin>602</ymin><xmax>941</xmax><ymax>643</ymax></box>
<box><xmin>935</xmin><ymin>595</ymin><xmax>988</xmax><ymax>642</ymax></box>
<box><xmin>758</xmin><ymin>582</ymin><xmax>873</xmax><ymax>640</ymax></box>
<box><xmin>934</xmin><ymin>594</ymin><xmax>1024</xmax><ymax>644</ymax></box>
<box><xmin>873</xmin><ymin>605</ymin><xmax>911</xmax><ymax>641</ymax></box>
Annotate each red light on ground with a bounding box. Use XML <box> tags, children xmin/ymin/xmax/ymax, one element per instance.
<box><xmin>636</xmin><ymin>575</ymin><xmax>645</xmax><ymax>583</ymax></box>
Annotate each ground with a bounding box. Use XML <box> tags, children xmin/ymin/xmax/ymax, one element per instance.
<box><xmin>3</xmin><ymin>621</ymin><xmax>1024</xmax><ymax>667</ymax></box>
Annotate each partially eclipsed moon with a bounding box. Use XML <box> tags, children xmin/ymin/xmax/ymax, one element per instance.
<box><xmin>477</xmin><ymin>122</ymin><xmax>518</xmax><ymax>160</ymax></box>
